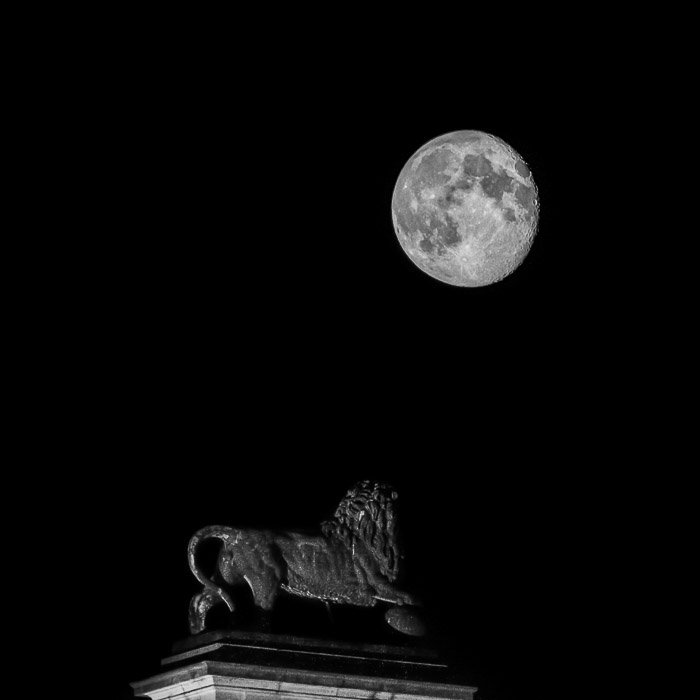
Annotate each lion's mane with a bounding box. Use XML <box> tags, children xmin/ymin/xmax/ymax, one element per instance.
<box><xmin>321</xmin><ymin>480</ymin><xmax>400</xmax><ymax>581</ymax></box>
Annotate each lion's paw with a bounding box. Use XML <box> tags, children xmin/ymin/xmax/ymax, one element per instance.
<box><xmin>385</xmin><ymin>605</ymin><xmax>427</xmax><ymax>636</ymax></box>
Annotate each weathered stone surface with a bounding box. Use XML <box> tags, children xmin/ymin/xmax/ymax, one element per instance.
<box><xmin>132</xmin><ymin>631</ymin><xmax>477</xmax><ymax>700</ymax></box>
<box><xmin>133</xmin><ymin>660</ymin><xmax>477</xmax><ymax>700</ymax></box>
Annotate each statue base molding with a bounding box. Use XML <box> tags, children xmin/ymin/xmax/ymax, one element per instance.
<box><xmin>132</xmin><ymin>630</ymin><xmax>477</xmax><ymax>700</ymax></box>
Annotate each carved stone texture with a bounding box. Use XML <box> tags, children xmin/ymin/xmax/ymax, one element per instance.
<box><xmin>188</xmin><ymin>481</ymin><xmax>422</xmax><ymax>635</ymax></box>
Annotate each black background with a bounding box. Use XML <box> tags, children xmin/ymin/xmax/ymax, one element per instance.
<box><xmin>69</xmin><ymin>12</ymin><xmax>639</xmax><ymax>700</ymax></box>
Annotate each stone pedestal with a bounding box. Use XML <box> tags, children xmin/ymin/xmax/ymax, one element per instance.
<box><xmin>132</xmin><ymin>631</ymin><xmax>477</xmax><ymax>700</ymax></box>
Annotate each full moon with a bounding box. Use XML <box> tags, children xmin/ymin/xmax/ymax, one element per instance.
<box><xmin>391</xmin><ymin>130</ymin><xmax>539</xmax><ymax>287</ymax></box>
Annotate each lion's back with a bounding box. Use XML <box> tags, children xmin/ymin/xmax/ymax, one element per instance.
<box><xmin>222</xmin><ymin>528</ymin><xmax>282</xmax><ymax>577</ymax></box>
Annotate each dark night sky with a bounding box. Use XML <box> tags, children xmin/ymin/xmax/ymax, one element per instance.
<box><xmin>70</xmin><ymin>15</ymin><xmax>637</xmax><ymax>700</ymax></box>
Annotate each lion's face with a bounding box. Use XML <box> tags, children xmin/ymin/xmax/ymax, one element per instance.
<box><xmin>334</xmin><ymin>480</ymin><xmax>401</xmax><ymax>581</ymax></box>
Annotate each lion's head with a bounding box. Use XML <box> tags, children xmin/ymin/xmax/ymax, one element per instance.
<box><xmin>322</xmin><ymin>480</ymin><xmax>401</xmax><ymax>582</ymax></box>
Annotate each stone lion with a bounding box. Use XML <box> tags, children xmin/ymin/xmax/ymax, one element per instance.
<box><xmin>188</xmin><ymin>480</ymin><xmax>419</xmax><ymax>634</ymax></box>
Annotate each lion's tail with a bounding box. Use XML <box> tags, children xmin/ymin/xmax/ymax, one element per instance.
<box><xmin>188</xmin><ymin>525</ymin><xmax>236</xmax><ymax>613</ymax></box>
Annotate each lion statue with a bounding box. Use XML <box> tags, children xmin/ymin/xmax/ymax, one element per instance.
<box><xmin>188</xmin><ymin>480</ymin><xmax>419</xmax><ymax>634</ymax></box>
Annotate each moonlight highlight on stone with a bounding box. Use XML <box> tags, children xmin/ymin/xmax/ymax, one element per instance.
<box><xmin>392</xmin><ymin>130</ymin><xmax>539</xmax><ymax>287</ymax></box>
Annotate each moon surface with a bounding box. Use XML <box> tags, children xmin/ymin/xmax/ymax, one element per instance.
<box><xmin>392</xmin><ymin>130</ymin><xmax>539</xmax><ymax>287</ymax></box>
